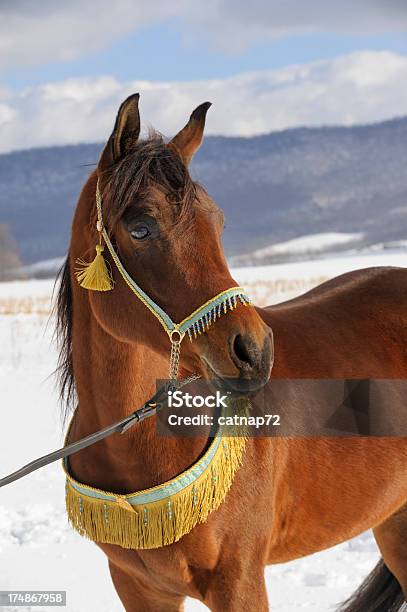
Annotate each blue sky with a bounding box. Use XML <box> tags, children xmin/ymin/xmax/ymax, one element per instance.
<box><xmin>0</xmin><ymin>1</ymin><xmax>407</xmax><ymax>152</ymax></box>
<box><xmin>4</xmin><ymin>21</ymin><xmax>407</xmax><ymax>89</ymax></box>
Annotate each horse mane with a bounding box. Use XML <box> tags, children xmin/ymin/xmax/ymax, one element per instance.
<box><xmin>54</xmin><ymin>255</ymin><xmax>74</xmax><ymax>421</ymax></box>
<box><xmin>55</xmin><ymin>132</ymin><xmax>199</xmax><ymax>418</ymax></box>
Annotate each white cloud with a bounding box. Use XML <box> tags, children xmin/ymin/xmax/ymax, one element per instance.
<box><xmin>0</xmin><ymin>0</ymin><xmax>186</xmax><ymax>70</ymax></box>
<box><xmin>1</xmin><ymin>51</ymin><xmax>407</xmax><ymax>153</ymax></box>
<box><xmin>1</xmin><ymin>1</ymin><xmax>407</xmax><ymax>69</ymax></box>
<box><xmin>0</xmin><ymin>103</ymin><xmax>16</xmax><ymax>127</ymax></box>
<box><xmin>184</xmin><ymin>0</ymin><xmax>407</xmax><ymax>52</ymax></box>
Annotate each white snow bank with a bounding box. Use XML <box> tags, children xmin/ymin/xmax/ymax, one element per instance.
<box><xmin>248</xmin><ymin>232</ymin><xmax>363</xmax><ymax>258</ymax></box>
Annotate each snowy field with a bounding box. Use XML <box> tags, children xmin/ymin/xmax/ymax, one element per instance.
<box><xmin>1</xmin><ymin>251</ymin><xmax>407</xmax><ymax>611</ymax></box>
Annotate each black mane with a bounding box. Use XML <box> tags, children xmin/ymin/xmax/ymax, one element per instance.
<box><xmin>54</xmin><ymin>255</ymin><xmax>74</xmax><ymax>421</ymax></box>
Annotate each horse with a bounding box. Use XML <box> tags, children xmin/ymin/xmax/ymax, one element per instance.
<box><xmin>56</xmin><ymin>93</ymin><xmax>407</xmax><ymax>611</ymax></box>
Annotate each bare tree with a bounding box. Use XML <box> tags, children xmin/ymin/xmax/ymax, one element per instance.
<box><xmin>0</xmin><ymin>224</ymin><xmax>24</xmax><ymax>281</ymax></box>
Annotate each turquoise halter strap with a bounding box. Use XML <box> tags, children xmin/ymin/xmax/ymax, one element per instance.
<box><xmin>96</xmin><ymin>182</ymin><xmax>252</xmax><ymax>377</ymax></box>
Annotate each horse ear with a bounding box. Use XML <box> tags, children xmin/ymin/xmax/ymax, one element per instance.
<box><xmin>169</xmin><ymin>102</ymin><xmax>212</xmax><ymax>166</ymax></box>
<box><xmin>99</xmin><ymin>93</ymin><xmax>141</xmax><ymax>170</ymax></box>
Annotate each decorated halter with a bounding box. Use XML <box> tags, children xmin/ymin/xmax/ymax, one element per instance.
<box><xmin>75</xmin><ymin>181</ymin><xmax>252</xmax><ymax>379</ymax></box>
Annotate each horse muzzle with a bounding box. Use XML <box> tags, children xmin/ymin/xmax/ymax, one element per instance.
<box><xmin>202</xmin><ymin>328</ymin><xmax>274</xmax><ymax>394</ymax></box>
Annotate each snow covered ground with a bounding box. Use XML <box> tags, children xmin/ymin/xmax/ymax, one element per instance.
<box><xmin>237</xmin><ymin>231</ymin><xmax>364</xmax><ymax>261</ymax></box>
<box><xmin>1</xmin><ymin>251</ymin><xmax>406</xmax><ymax>611</ymax></box>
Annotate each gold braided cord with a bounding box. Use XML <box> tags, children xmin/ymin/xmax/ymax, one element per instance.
<box><xmin>169</xmin><ymin>338</ymin><xmax>181</xmax><ymax>379</ymax></box>
<box><xmin>102</xmin><ymin>227</ymin><xmax>172</xmax><ymax>332</ymax></box>
<box><xmin>96</xmin><ymin>184</ymin><xmax>172</xmax><ymax>333</ymax></box>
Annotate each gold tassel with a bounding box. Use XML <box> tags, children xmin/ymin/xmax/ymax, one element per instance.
<box><xmin>75</xmin><ymin>244</ymin><xmax>113</xmax><ymax>291</ymax></box>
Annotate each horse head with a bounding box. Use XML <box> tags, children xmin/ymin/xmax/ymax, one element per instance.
<box><xmin>72</xmin><ymin>94</ymin><xmax>273</xmax><ymax>393</ymax></box>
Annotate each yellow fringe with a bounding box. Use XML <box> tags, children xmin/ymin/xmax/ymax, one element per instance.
<box><xmin>75</xmin><ymin>244</ymin><xmax>113</xmax><ymax>291</ymax></box>
<box><xmin>65</xmin><ymin>434</ymin><xmax>246</xmax><ymax>550</ymax></box>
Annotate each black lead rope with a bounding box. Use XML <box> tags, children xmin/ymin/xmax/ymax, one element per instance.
<box><xmin>0</xmin><ymin>381</ymin><xmax>176</xmax><ymax>489</ymax></box>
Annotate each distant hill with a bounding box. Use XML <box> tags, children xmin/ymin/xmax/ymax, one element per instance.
<box><xmin>1</xmin><ymin>117</ymin><xmax>407</xmax><ymax>265</ymax></box>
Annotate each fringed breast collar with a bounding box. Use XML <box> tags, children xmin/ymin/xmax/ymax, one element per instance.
<box><xmin>63</xmin><ymin>408</ymin><xmax>247</xmax><ymax>550</ymax></box>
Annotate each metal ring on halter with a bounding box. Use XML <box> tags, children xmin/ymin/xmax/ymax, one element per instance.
<box><xmin>169</xmin><ymin>329</ymin><xmax>185</xmax><ymax>344</ymax></box>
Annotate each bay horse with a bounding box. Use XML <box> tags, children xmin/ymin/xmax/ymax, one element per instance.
<box><xmin>57</xmin><ymin>93</ymin><xmax>407</xmax><ymax>611</ymax></box>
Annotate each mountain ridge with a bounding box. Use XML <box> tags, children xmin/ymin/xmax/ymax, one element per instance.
<box><xmin>1</xmin><ymin>115</ymin><xmax>407</xmax><ymax>264</ymax></box>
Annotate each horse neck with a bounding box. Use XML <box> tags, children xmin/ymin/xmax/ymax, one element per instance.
<box><xmin>72</xmin><ymin>282</ymin><xmax>167</xmax><ymax>425</ymax></box>
<box><xmin>70</xmin><ymin>284</ymin><xmax>207</xmax><ymax>492</ymax></box>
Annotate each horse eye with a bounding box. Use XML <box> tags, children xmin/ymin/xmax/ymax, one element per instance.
<box><xmin>130</xmin><ymin>225</ymin><xmax>151</xmax><ymax>240</ymax></box>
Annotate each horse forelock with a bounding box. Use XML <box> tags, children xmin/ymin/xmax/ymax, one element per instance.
<box><xmin>101</xmin><ymin>132</ymin><xmax>198</xmax><ymax>233</ymax></box>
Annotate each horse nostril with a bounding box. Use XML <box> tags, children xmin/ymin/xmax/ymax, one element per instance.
<box><xmin>232</xmin><ymin>334</ymin><xmax>254</xmax><ymax>368</ymax></box>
